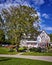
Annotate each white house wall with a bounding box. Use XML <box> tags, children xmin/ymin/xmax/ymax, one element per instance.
<box><xmin>39</xmin><ymin>31</ymin><xmax>50</xmax><ymax>43</ymax></box>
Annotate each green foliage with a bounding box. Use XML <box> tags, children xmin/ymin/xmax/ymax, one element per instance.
<box><xmin>29</xmin><ymin>47</ymin><xmax>38</xmax><ymax>52</ymax></box>
<box><xmin>29</xmin><ymin>47</ymin><xmax>47</xmax><ymax>52</ymax></box>
<box><xmin>18</xmin><ymin>47</ymin><xmax>27</xmax><ymax>52</ymax></box>
<box><xmin>29</xmin><ymin>47</ymin><xmax>42</xmax><ymax>52</ymax></box>
<box><xmin>23</xmin><ymin>46</ymin><xmax>27</xmax><ymax>50</ymax></box>
<box><xmin>0</xmin><ymin>30</ymin><xmax>5</xmax><ymax>43</ymax></box>
<box><xmin>0</xmin><ymin>15</ymin><xmax>3</xmax><ymax>26</ymax></box>
<box><xmin>37</xmin><ymin>47</ymin><xmax>41</xmax><ymax>52</ymax></box>
<box><xmin>18</xmin><ymin>47</ymin><xmax>25</xmax><ymax>52</ymax></box>
<box><xmin>48</xmin><ymin>49</ymin><xmax>52</xmax><ymax>53</ymax></box>
<box><xmin>49</xmin><ymin>34</ymin><xmax>52</xmax><ymax>42</ymax></box>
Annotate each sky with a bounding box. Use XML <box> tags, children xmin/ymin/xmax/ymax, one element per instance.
<box><xmin>0</xmin><ymin>0</ymin><xmax>52</xmax><ymax>34</ymax></box>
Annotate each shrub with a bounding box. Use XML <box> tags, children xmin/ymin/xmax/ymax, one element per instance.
<box><xmin>48</xmin><ymin>49</ymin><xmax>52</xmax><ymax>53</ymax></box>
<box><xmin>23</xmin><ymin>46</ymin><xmax>27</xmax><ymax>50</ymax></box>
<box><xmin>29</xmin><ymin>47</ymin><xmax>43</xmax><ymax>52</ymax></box>
<box><xmin>18</xmin><ymin>47</ymin><xmax>27</xmax><ymax>52</ymax></box>
<box><xmin>37</xmin><ymin>47</ymin><xmax>41</xmax><ymax>52</ymax></box>
<box><xmin>41</xmin><ymin>48</ymin><xmax>47</xmax><ymax>52</ymax></box>
<box><xmin>29</xmin><ymin>47</ymin><xmax>38</xmax><ymax>52</ymax></box>
<box><xmin>9</xmin><ymin>45</ymin><xmax>15</xmax><ymax>52</ymax></box>
<box><xmin>9</xmin><ymin>48</ymin><xmax>14</xmax><ymax>52</ymax></box>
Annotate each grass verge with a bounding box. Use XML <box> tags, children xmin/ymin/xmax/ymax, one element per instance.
<box><xmin>22</xmin><ymin>52</ymin><xmax>52</xmax><ymax>56</ymax></box>
<box><xmin>0</xmin><ymin>47</ymin><xmax>18</xmax><ymax>55</ymax></box>
<box><xmin>0</xmin><ymin>57</ymin><xmax>52</xmax><ymax>65</ymax></box>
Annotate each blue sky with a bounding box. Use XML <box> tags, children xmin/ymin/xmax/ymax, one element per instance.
<box><xmin>0</xmin><ymin>0</ymin><xmax>52</xmax><ymax>34</ymax></box>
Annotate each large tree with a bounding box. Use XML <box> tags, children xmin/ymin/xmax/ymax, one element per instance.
<box><xmin>1</xmin><ymin>5</ymin><xmax>39</xmax><ymax>50</ymax></box>
<box><xmin>0</xmin><ymin>15</ymin><xmax>2</xmax><ymax>27</ymax></box>
<box><xmin>49</xmin><ymin>34</ymin><xmax>52</xmax><ymax>42</ymax></box>
<box><xmin>0</xmin><ymin>15</ymin><xmax>5</xmax><ymax>44</ymax></box>
<box><xmin>0</xmin><ymin>29</ymin><xmax>5</xmax><ymax>44</ymax></box>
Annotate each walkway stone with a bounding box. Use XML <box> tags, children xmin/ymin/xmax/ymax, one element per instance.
<box><xmin>0</xmin><ymin>54</ymin><xmax>52</xmax><ymax>62</ymax></box>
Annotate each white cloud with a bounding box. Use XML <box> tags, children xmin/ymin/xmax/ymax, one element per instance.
<box><xmin>7</xmin><ymin>0</ymin><xmax>30</xmax><ymax>7</ymax></box>
<box><xmin>44</xmin><ymin>27</ymin><xmax>52</xmax><ymax>31</ymax></box>
<box><xmin>21</xmin><ymin>1</ymin><xmax>31</xmax><ymax>7</ymax></box>
<box><xmin>0</xmin><ymin>0</ymin><xmax>44</xmax><ymax>11</ymax></box>
<box><xmin>39</xmin><ymin>23</ymin><xmax>45</xmax><ymax>30</ymax></box>
<box><xmin>39</xmin><ymin>22</ymin><xmax>52</xmax><ymax>31</ymax></box>
<box><xmin>33</xmin><ymin>0</ymin><xmax>45</xmax><ymax>5</ymax></box>
<box><xmin>42</xmin><ymin>13</ymin><xmax>49</xmax><ymax>19</ymax></box>
<box><xmin>0</xmin><ymin>0</ymin><xmax>31</xmax><ymax>10</ymax></box>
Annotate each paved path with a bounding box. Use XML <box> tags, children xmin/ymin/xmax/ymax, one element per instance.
<box><xmin>0</xmin><ymin>54</ymin><xmax>52</xmax><ymax>62</ymax></box>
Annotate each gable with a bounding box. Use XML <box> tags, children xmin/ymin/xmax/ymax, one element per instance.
<box><xmin>39</xmin><ymin>31</ymin><xmax>50</xmax><ymax>42</ymax></box>
<box><xmin>40</xmin><ymin>31</ymin><xmax>49</xmax><ymax>38</ymax></box>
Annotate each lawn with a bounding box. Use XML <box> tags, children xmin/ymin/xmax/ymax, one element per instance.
<box><xmin>23</xmin><ymin>52</ymin><xmax>52</xmax><ymax>56</ymax></box>
<box><xmin>0</xmin><ymin>57</ymin><xmax>52</xmax><ymax>65</ymax></box>
<box><xmin>0</xmin><ymin>47</ymin><xmax>18</xmax><ymax>54</ymax></box>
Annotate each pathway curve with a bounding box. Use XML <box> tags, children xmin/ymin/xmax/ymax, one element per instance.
<box><xmin>0</xmin><ymin>54</ymin><xmax>52</xmax><ymax>62</ymax></box>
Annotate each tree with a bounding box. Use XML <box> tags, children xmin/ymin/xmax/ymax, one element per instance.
<box><xmin>0</xmin><ymin>29</ymin><xmax>5</xmax><ymax>44</ymax></box>
<box><xmin>0</xmin><ymin>15</ymin><xmax>2</xmax><ymax>27</ymax></box>
<box><xmin>0</xmin><ymin>15</ymin><xmax>5</xmax><ymax>45</ymax></box>
<box><xmin>49</xmin><ymin>34</ymin><xmax>52</xmax><ymax>42</ymax></box>
<box><xmin>1</xmin><ymin>5</ymin><xmax>39</xmax><ymax>51</ymax></box>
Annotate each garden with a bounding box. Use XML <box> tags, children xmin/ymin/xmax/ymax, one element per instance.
<box><xmin>0</xmin><ymin>46</ymin><xmax>52</xmax><ymax>56</ymax></box>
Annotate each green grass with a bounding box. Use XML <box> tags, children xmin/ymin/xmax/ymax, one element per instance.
<box><xmin>23</xmin><ymin>52</ymin><xmax>52</xmax><ymax>56</ymax></box>
<box><xmin>0</xmin><ymin>57</ymin><xmax>52</xmax><ymax>65</ymax></box>
<box><xmin>0</xmin><ymin>47</ymin><xmax>18</xmax><ymax>55</ymax></box>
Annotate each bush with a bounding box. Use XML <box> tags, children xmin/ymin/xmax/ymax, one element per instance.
<box><xmin>23</xmin><ymin>46</ymin><xmax>27</xmax><ymax>50</ymax></box>
<box><xmin>37</xmin><ymin>47</ymin><xmax>41</xmax><ymax>52</ymax></box>
<box><xmin>9</xmin><ymin>48</ymin><xmax>14</xmax><ymax>52</ymax></box>
<box><xmin>9</xmin><ymin>45</ymin><xmax>15</xmax><ymax>52</ymax></box>
<box><xmin>41</xmin><ymin>48</ymin><xmax>47</xmax><ymax>52</ymax></box>
<box><xmin>29</xmin><ymin>47</ymin><xmax>38</xmax><ymax>52</ymax></box>
<box><xmin>29</xmin><ymin>47</ymin><xmax>43</xmax><ymax>52</ymax></box>
<box><xmin>18</xmin><ymin>47</ymin><xmax>27</xmax><ymax>52</ymax></box>
<box><xmin>48</xmin><ymin>49</ymin><xmax>52</xmax><ymax>53</ymax></box>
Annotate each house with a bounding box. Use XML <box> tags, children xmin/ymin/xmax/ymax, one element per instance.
<box><xmin>20</xmin><ymin>31</ymin><xmax>50</xmax><ymax>48</ymax></box>
<box><xmin>37</xmin><ymin>31</ymin><xmax>50</xmax><ymax>48</ymax></box>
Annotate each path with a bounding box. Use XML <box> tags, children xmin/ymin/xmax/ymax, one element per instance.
<box><xmin>0</xmin><ymin>54</ymin><xmax>52</xmax><ymax>62</ymax></box>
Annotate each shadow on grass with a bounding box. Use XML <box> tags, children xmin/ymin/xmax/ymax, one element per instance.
<box><xmin>0</xmin><ymin>57</ymin><xmax>11</xmax><ymax>62</ymax></box>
